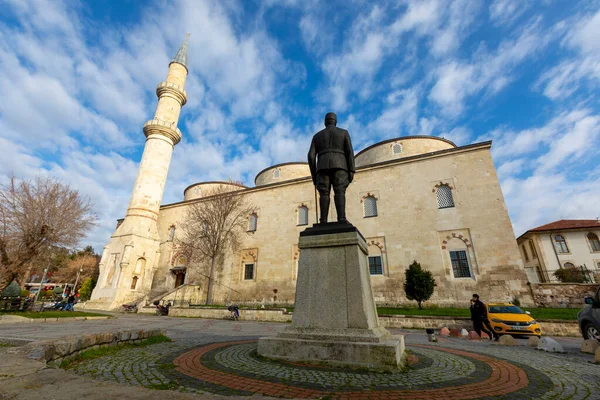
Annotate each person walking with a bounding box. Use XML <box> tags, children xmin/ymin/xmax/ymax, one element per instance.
<box><xmin>471</xmin><ymin>294</ymin><xmax>499</xmax><ymax>341</ymax></box>
<box><xmin>62</xmin><ymin>293</ymin><xmax>76</xmax><ymax>312</ymax></box>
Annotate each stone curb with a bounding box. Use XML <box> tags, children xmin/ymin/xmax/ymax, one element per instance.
<box><xmin>6</xmin><ymin>328</ymin><xmax>165</xmax><ymax>364</ymax></box>
<box><xmin>0</xmin><ymin>315</ymin><xmax>111</xmax><ymax>324</ymax></box>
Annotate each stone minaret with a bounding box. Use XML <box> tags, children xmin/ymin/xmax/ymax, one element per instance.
<box><xmin>118</xmin><ymin>34</ymin><xmax>189</xmax><ymax>239</ymax></box>
<box><xmin>89</xmin><ymin>35</ymin><xmax>189</xmax><ymax>309</ymax></box>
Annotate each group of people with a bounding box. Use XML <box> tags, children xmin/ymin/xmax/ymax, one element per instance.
<box><xmin>470</xmin><ymin>293</ymin><xmax>500</xmax><ymax>341</ymax></box>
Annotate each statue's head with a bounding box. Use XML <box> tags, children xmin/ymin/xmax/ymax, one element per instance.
<box><xmin>324</xmin><ymin>112</ymin><xmax>337</xmax><ymax>126</ymax></box>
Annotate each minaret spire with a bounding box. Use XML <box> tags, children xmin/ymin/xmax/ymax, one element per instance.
<box><xmin>170</xmin><ymin>33</ymin><xmax>189</xmax><ymax>72</ymax></box>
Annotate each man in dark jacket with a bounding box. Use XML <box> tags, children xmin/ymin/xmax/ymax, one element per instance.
<box><xmin>471</xmin><ymin>294</ymin><xmax>499</xmax><ymax>340</ymax></box>
<box><xmin>307</xmin><ymin>112</ymin><xmax>355</xmax><ymax>223</ymax></box>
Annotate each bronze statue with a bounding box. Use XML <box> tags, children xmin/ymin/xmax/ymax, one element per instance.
<box><xmin>308</xmin><ymin>112</ymin><xmax>355</xmax><ymax>223</ymax></box>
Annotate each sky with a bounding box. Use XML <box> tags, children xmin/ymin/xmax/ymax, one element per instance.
<box><xmin>0</xmin><ymin>0</ymin><xmax>599</xmax><ymax>252</ymax></box>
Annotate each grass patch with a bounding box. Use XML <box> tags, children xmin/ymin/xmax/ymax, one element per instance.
<box><xmin>0</xmin><ymin>311</ymin><xmax>110</xmax><ymax>319</ymax></box>
<box><xmin>522</xmin><ymin>308</ymin><xmax>580</xmax><ymax>321</ymax></box>
<box><xmin>60</xmin><ymin>334</ymin><xmax>172</xmax><ymax>369</ymax></box>
<box><xmin>376</xmin><ymin>306</ymin><xmax>579</xmax><ymax>321</ymax></box>
<box><xmin>0</xmin><ymin>343</ymin><xmax>15</xmax><ymax>347</ymax></box>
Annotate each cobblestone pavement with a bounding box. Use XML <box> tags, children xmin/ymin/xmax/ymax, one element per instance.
<box><xmin>1</xmin><ymin>314</ymin><xmax>599</xmax><ymax>399</ymax></box>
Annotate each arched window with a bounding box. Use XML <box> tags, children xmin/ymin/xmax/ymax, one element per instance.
<box><xmin>554</xmin><ymin>235</ymin><xmax>569</xmax><ymax>253</ymax></box>
<box><xmin>248</xmin><ymin>213</ymin><xmax>258</xmax><ymax>232</ymax></box>
<box><xmin>130</xmin><ymin>276</ymin><xmax>138</xmax><ymax>290</ymax></box>
<box><xmin>564</xmin><ymin>262</ymin><xmax>575</xmax><ymax>269</ymax></box>
<box><xmin>363</xmin><ymin>196</ymin><xmax>378</xmax><ymax>217</ymax></box>
<box><xmin>436</xmin><ymin>185</ymin><xmax>454</xmax><ymax>209</ymax></box>
<box><xmin>587</xmin><ymin>233</ymin><xmax>600</xmax><ymax>252</ymax></box>
<box><xmin>392</xmin><ymin>143</ymin><xmax>402</xmax><ymax>155</ymax></box>
<box><xmin>273</xmin><ymin>168</ymin><xmax>280</xmax><ymax>179</ymax></box>
<box><xmin>168</xmin><ymin>226</ymin><xmax>176</xmax><ymax>241</ymax></box>
<box><xmin>133</xmin><ymin>258</ymin><xmax>146</xmax><ymax>275</ymax></box>
<box><xmin>297</xmin><ymin>206</ymin><xmax>308</xmax><ymax>226</ymax></box>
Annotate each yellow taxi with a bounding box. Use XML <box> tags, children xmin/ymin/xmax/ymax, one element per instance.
<box><xmin>487</xmin><ymin>303</ymin><xmax>542</xmax><ymax>337</ymax></box>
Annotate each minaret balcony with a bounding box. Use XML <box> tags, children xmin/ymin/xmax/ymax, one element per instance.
<box><xmin>156</xmin><ymin>82</ymin><xmax>187</xmax><ymax>106</ymax></box>
<box><xmin>143</xmin><ymin>119</ymin><xmax>183</xmax><ymax>145</ymax></box>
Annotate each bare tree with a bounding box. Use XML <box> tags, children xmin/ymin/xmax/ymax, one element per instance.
<box><xmin>0</xmin><ymin>175</ymin><xmax>96</xmax><ymax>288</ymax></box>
<box><xmin>179</xmin><ymin>185</ymin><xmax>253</xmax><ymax>304</ymax></box>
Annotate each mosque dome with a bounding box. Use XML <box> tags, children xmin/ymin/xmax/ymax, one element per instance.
<box><xmin>354</xmin><ymin>136</ymin><xmax>456</xmax><ymax>168</ymax></box>
<box><xmin>183</xmin><ymin>181</ymin><xmax>248</xmax><ymax>201</ymax></box>
<box><xmin>255</xmin><ymin>162</ymin><xmax>311</xmax><ymax>187</ymax></box>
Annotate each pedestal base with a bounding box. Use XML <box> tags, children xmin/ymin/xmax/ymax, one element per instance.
<box><xmin>258</xmin><ymin>226</ymin><xmax>405</xmax><ymax>371</ymax></box>
<box><xmin>257</xmin><ymin>333</ymin><xmax>405</xmax><ymax>372</ymax></box>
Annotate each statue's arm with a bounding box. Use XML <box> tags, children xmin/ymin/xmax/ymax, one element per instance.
<box><xmin>307</xmin><ymin>137</ymin><xmax>317</xmax><ymax>184</ymax></box>
<box><xmin>344</xmin><ymin>131</ymin><xmax>356</xmax><ymax>182</ymax></box>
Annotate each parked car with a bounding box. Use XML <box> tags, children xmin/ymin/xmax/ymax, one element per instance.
<box><xmin>487</xmin><ymin>303</ymin><xmax>542</xmax><ymax>337</ymax></box>
<box><xmin>577</xmin><ymin>285</ymin><xmax>600</xmax><ymax>341</ymax></box>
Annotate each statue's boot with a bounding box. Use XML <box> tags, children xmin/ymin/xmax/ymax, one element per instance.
<box><xmin>334</xmin><ymin>192</ymin><xmax>347</xmax><ymax>223</ymax></box>
<box><xmin>319</xmin><ymin>192</ymin><xmax>330</xmax><ymax>223</ymax></box>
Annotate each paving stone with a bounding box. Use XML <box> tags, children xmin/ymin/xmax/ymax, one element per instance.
<box><xmin>498</xmin><ymin>335</ymin><xmax>517</xmax><ymax>346</ymax></box>
<box><xmin>467</xmin><ymin>331</ymin><xmax>480</xmax><ymax>340</ymax></box>
<box><xmin>537</xmin><ymin>337</ymin><xmax>564</xmax><ymax>353</ymax></box>
<box><xmin>581</xmin><ymin>339</ymin><xmax>599</xmax><ymax>354</ymax></box>
<box><xmin>527</xmin><ymin>336</ymin><xmax>540</xmax><ymax>347</ymax></box>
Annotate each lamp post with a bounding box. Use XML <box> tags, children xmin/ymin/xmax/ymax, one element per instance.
<box><xmin>34</xmin><ymin>267</ymin><xmax>48</xmax><ymax>304</ymax></box>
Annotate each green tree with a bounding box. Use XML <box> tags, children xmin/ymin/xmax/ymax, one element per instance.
<box><xmin>403</xmin><ymin>260</ymin><xmax>436</xmax><ymax>309</ymax></box>
<box><xmin>79</xmin><ymin>277</ymin><xmax>97</xmax><ymax>301</ymax></box>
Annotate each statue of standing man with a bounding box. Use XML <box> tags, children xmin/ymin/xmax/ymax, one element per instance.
<box><xmin>308</xmin><ymin>112</ymin><xmax>356</xmax><ymax>224</ymax></box>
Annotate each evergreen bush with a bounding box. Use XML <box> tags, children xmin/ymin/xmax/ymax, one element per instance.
<box><xmin>403</xmin><ymin>261</ymin><xmax>436</xmax><ymax>309</ymax></box>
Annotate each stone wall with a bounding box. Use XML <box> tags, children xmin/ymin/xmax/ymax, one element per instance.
<box><xmin>10</xmin><ymin>329</ymin><xmax>165</xmax><ymax>364</ymax></box>
<box><xmin>139</xmin><ymin>307</ymin><xmax>581</xmax><ymax>337</ymax></box>
<box><xmin>530</xmin><ymin>283</ymin><xmax>598</xmax><ymax>308</ymax></box>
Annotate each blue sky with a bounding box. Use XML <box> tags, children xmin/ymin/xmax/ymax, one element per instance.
<box><xmin>0</xmin><ymin>0</ymin><xmax>599</xmax><ymax>251</ymax></box>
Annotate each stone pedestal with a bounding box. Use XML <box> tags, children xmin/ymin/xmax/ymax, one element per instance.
<box><xmin>257</xmin><ymin>223</ymin><xmax>405</xmax><ymax>371</ymax></box>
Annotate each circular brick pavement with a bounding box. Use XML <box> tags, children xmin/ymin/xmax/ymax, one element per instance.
<box><xmin>167</xmin><ymin>340</ymin><xmax>550</xmax><ymax>399</ymax></box>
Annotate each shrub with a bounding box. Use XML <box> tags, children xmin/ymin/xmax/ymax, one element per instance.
<box><xmin>42</xmin><ymin>290</ymin><xmax>55</xmax><ymax>299</ymax></box>
<box><xmin>1</xmin><ymin>281</ymin><xmax>21</xmax><ymax>297</ymax></box>
<box><xmin>79</xmin><ymin>277</ymin><xmax>97</xmax><ymax>301</ymax></box>
<box><xmin>20</xmin><ymin>289</ymin><xmax>30</xmax><ymax>298</ymax></box>
<box><xmin>554</xmin><ymin>266</ymin><xmax>586</xmax><ymax>283</ymax></box>
<box><xmin>53</xmin><ymin>286</ymin><xmax>64</xmax><ymax>295</ymax></box>
<box><xmin>403</xmin><ymin>261</ymin><xmax>436</xmax><ymax>309</ymax></box>
<box><xmin>511</xmin><ymin>297</ymin><xmax>521</xmax><ymax>307</ymax></box>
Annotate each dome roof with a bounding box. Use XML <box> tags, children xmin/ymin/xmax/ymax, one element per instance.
<box><xmin>355</xmin><ymin>136</ymin><xmax>456</xmax><ymax>168</ymax></box>
<box><xmin>183</xmin><ymin>181</ymin><xmax>247</xmax><ymax>201</ymax></box>
<box><xmin>255</xmin><ymin>162</ymin><xmax>311</xmax><ymax>186</ymax></box>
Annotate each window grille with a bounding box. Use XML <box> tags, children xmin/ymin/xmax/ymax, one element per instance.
<box><xmin>564</xmin><ymin>262</ymin><xmax>575</xmax><ymax>269</ymax></box>
<box><xmin>587</xmin><ymin>233</ymin><xmax>600</xmax><ymax>252</ymax></box>
<box><xmin>522</xmin><ymin>245</ymin><xmax>529</xmax><ymax>262</ymax></box>
<box><xmin>392</xmin><ymin>143</ymin><xmax>402</xmax><ymax>155</ymax></box>
<box><xmin>368</xmin><ymin>256</ymin><xmax>383</xmax><ymax>275</ymax></box>
<box><xmin>248</xmin><ymin>214</ymin><xmax>257</xmax><ymax>232</ymax></box>
<box><xmin>450</xmin><ymin>250</ymin><xmax>472</xmax><ymax>278</ymax></box>
<box><xmin>244</xmin><ymin>263</ymin><xmax>255</xmax><ymax>280</ymax></box>
<box><xmin>363</xmin><ymin>196</ymin><xmax>378</xmax><ymax>217</ymax></box>
<box><xmin>554</xmin><ymin>235</ymin><xmax>569</xmax><ymax>253</ymax></box>
<box><xmin>297</xmin><ymin>206</ymin><xmax>308</xmax><ymax>226</ymax></box>
<box><xmin>436</xmin><ymin>185</ymin><xmax>454</xmax><ymax>209</ymax></box>
<box><xmin>273</xmin><ymin>169</ymin><xmax>280</xmax><ymax>179</ymax></box>
<box><xmin>529</xmin><ymin>240</ymin><xmax>538</xmax><ymax>259</ymax></box>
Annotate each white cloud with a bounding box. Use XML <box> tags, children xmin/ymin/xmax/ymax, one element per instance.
<box><xmin>491</xmin><ymin>108</ymin><xmax>600</xmax><ymax>235</ymax></box>
<box><xmin>537</xmin><ymin>10</ymin><xmax>600</xmax><ymax>100</ymax></box>
<box><xmin>489</xmin><ymin>0</ymin><xmax>532</xmax><ymax>26</ymax></box>
<box><xmin>429</xmin><ymin>18</ymin><xmax>550</xmax><ymax>116</ymax></box>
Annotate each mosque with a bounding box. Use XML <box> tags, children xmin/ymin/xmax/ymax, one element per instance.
<box><xmin>89</xmin><ymin>37</ymin><xmax>533</xmax><ymax>310</ymax></box>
